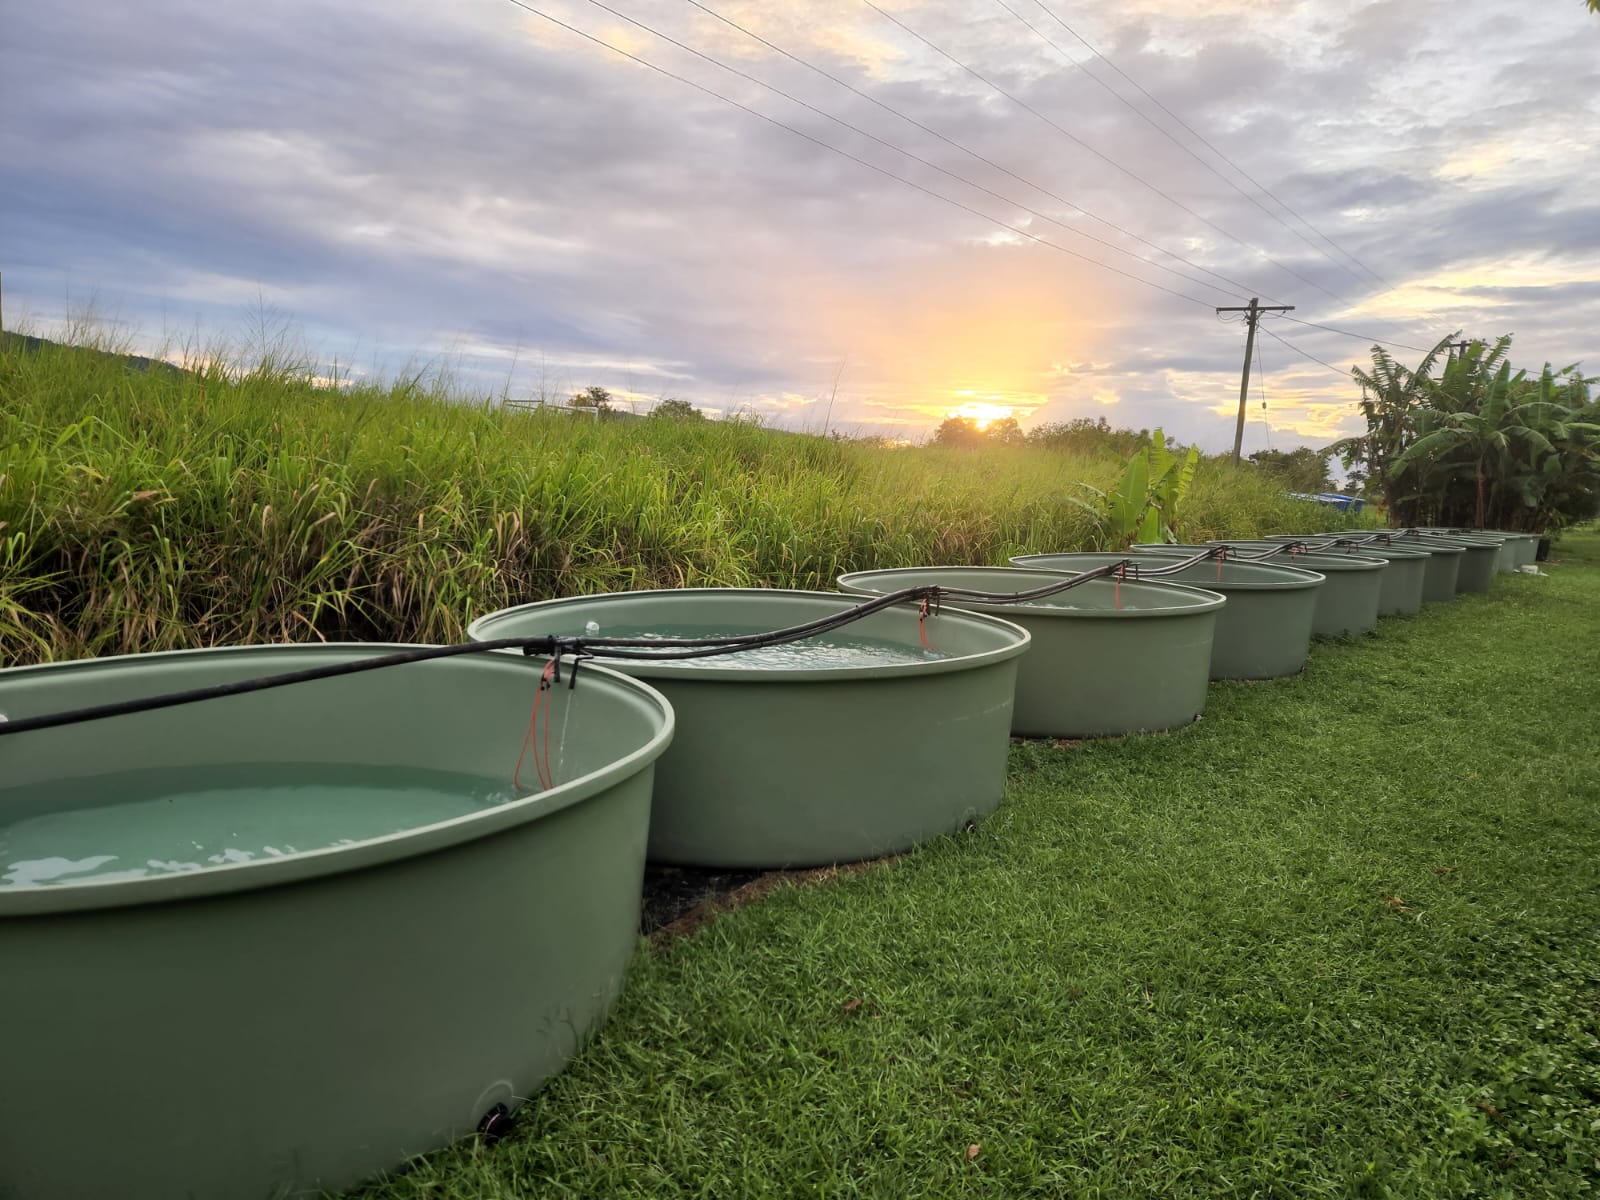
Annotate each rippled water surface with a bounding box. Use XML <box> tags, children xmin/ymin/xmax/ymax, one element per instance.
<box><xmin>588</xmin><ymin>623</ymin><xmax>947</xmax><ymax>669</ymax></box>
<box><xmin>1</xmin><ymin>763</ymin><xmax>516</xmax><ymax>888</ymax></box>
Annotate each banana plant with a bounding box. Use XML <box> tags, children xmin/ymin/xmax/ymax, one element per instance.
<box><xmin>1400</xmin><ymin>356</ymin><xmax>1538</xmax><ymax>527</ymax></box>
<box><xmin>1076</xmin><ymin>430</ymin><xmax>1199</xmax><ymax>548</ymax></box>
<box><xmin>1371</xmin><ymin>335</ymin><xmax>1598</xmax><ymax>532</ymax></box>
<box><xmin>1329</xmin><ymin>335</ymin><xmax>1453</xmax><ymax>523</ymax></box>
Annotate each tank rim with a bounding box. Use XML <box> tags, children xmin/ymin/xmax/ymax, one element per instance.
<box><xmin>0</xmin><ymin>643</ymin><xmax>673</xmax><ymax>917</ymax></box>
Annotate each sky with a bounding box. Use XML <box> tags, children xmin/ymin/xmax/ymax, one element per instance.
<box><xmin>3</xmin><ymin>0</ymin><xmax>1598</xmax><ymax>452</ymax></box>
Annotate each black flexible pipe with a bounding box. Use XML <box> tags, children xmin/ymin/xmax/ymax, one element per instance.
<box><xmin>0</xmin><ymin>554</ymin><xmax>1231</xmax><ymax>737</ymax></box>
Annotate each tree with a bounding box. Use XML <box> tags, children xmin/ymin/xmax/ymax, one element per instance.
<box><xmin>1512</xmin><ymin>369</ymin><xmax>1600</xmax><ymax>531</ymax></box>
<box><xmin>1028</xmin><ymin>416</ymin><xmax>1149</xmax><ymax>459</ymax></box>
<box><xmin>1074</xmin><ymin>428</ymin><xmax>1198</xmax><ymax>548</ymax></box>
<box><xmin>1246</xmin><ymin>447</ymin><xmax>1334</xmax><ymax>493</ymax></box>
<box><xmin>1401</xmin><ymin>346</ymin><xmax>1600</xmax><ymax>530</ymax></box>
<box><xmin>1399</xmin><ymin>356</ymin><xmax>1546</xmax><ymax>527</ymax></box>
<box><xmin>1333</xmin><ymin>334</ymin><xmax>1597</xmax><ymax>533</ymax></box>
<box><xmin>931</xmin><ymin>416</ymin><xmax>989</xmax><ymax>449</ymax></box>
<box><xmin>650</xmin><ymin>397</ymin><xmax>704</xmax><ymax>422</ymax></box>
<box><xmin>1340</xmin><ymin>468</ymin><xmax>1373</xmax><ymax>499</ymax></box>
<box><xmin>931</xmin><ymin>415</ymin><xmax>1029</xmax><ymax>448</ymax></box>
<box><xmin>1328</xmin><ymin>336</ymin><xmax>1451</xmax><ymax>522</ymax></box>
<box><xmin>570</xmin><ymin>385</ymin><xmax>612</xmax><ymax>411</ymax></box>
<box><xmin>987</xmin><ymin>416</ymin><xmax>1026</xmax><ymax>446</ymax></box>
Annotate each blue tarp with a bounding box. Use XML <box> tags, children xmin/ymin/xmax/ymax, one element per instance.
<box><xmin>1286</xmin><ymin>492</ymin><xmax>1365</xmax><ymax>513</ymax></box>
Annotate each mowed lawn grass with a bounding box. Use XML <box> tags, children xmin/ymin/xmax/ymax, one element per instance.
<box><xmin>354</xmin><ymin>533</ymin><xmax>1600</xmax><ymax>1200</ymax></box>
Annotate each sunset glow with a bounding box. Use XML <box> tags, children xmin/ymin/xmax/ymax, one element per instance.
<box><xmin>946</xmin><ymin>400</ymin><xmax>1017</xmax><ymax>430</ymax></box>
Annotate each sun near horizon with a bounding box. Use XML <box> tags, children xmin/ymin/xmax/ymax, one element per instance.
<box><xmin>945</xmin><ymin>399</ymin><xmax>1016</xmax><ymax>430</ymax></box>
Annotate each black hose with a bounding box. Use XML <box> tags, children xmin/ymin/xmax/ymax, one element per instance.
<box><xmin>0</xmin><ymin>547</ymin><xmax>1247</xmax><ymax>738</ymax></box>
<box><xmin>1209</xmin><ymin>532</ymin><xmax>1401</xmax><ymax>558</ymax></box>
<box><xmin>0</xmin><ymin>637</ymin><xmax>559</xmax><ymax>737</ymax></box>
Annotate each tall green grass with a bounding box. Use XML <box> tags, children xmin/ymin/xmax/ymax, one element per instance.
<box><xmin>0</xmin><ymin>339</ymin><xmax>1359</xmax><ymax>665</ymax></box>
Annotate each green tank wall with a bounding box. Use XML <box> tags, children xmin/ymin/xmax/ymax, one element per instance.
<box><xmin>1010</xmin><ymin>551</ymin><xmax>1322</xmax><ymax>680</ymax></box>
<box><xmin>471</xmin><ymin>590</ymin><xmax>1029</xmax><ymax>869</ymax></box>
<box><xmin>0</xmin><ymin>645</ymin><xmax>672</xmax><ymax>1200</ymax></box>
<box><xmin>1258</xmin><ymin>537</ymin><xmax>1429</xmax><ymax>616</ymax></box>
<box><xmin>1396</xmin><ymin>534</ymin><xmax>1500</xmax><ymax>592</ymax></box>
<box><xmin>838</xmin><ymin>566</ymin><xmax>1223</xmax><ymax>738</ymax></box>
<box><xmin>1146</xmin><ymin>545</ymin><xmax>1384</xmax><ymax>638</ymax></box>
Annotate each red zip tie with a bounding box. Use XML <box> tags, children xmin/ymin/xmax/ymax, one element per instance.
<box><xmin>917</xmin><ymin>599</ymin><xmax>930</xmax><ymax>651</ymax></box>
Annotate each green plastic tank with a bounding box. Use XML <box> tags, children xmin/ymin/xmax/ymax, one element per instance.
<box><xmin>470</xmin><ymin>589</ymin><xmax>1029</xmax><ymax>869</ymax></box>
<box><xmin>1417</xmin><ymin>528</ymin><xmax>1517</xmax><ymax>573</ymax></box>
<box><xmin>1258</xmin><ymin>536</ymin><xmax>1429</xmax><ymax>616</ymax></box>
<box><xmin>1479</xmin><ymin>535</ymin><xmax>1517</xmax><ymax>573</ymax></box>
<box><xmin>1505</xmin><ymin>533</ymin><xmax>1539</xmax><ymax>568</ymax></box>
<box><xmin>1202</xmin><ymin>542</ymin><xmax>1390</xmax><ymax>632</ymax></box>
<box><xmin>1139</xmin><ymin>544</ymin><xmax>1383</xmax><ymax>637</ymax></box>
<box><xmin>1010</xmin><ymin>551</ymin><xmax>1322</xmax><ymax>680</ymax></box>
<box><xmin>1409</xmin><ymin>540</ymin><xmax>1467</xmax><ymax>601</ymax></box>
<box><xmin>1304</xmin><ymin>533</ymin><xmax>1464</xmax><ymax>603</ymax></box>
<box><xmin>1390</xmin><ymin>532</ymin><xmax>1500</xmax><ymax>592</ymax></box>
<box><xmin>836</xmin><ymin>565</ymin><xmax>1224</xmax><ymax>739</ymax></box>
<box><xmin>1489</xmin><ymin>532</ymin><xmax>1537</xmax><ymax>568</ymax></box>
<box><xmin>0</xmin><ymin>644</ymin><xmax>673</xmax><ymax>1200</ymax></box>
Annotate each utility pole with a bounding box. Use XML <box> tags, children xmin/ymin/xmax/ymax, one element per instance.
<box><xmin>1217</xmin><ymin>297</ymin><xmax>1293</xmax><ymax>466</ymax></box>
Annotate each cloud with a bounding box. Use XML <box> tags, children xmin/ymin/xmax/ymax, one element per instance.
<box><xmin>2</xmin><ymin>0</ymin><xmax>1596</xmax><ymax>453</ymax></box>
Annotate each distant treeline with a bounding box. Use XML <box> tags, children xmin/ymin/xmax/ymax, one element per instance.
<box><xmin>932</xmin><ymin>413</ymin><xmax>1342</xmax><ymax>494</ymax></box>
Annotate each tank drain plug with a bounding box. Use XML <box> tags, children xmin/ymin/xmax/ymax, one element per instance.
<box><xmin>477</xmin><ymin>1103</ymin><xmax>515</xmax><ymax>1143</ymax></box>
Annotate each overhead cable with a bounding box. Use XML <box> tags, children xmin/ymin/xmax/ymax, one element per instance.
<box><xmin>1259</xmin><ymin>326</ymin><xmax>1353</xmax><ymax>380</ymax></box>
<box><xmin>501</xmin><ymin>0</ymin><xmax>1217</xmax><ymax>307</ymax></box>
<box><xmin>677</xmin><ymin>0</ymin><xmax>1264</xmax><ymax>301</ymax></box>
<box><xmin>1272</xmin><ymin>314</ymin><xmax>1432</xmax><ymax>355</ymax></box>
<box><xmin>578</xmin><ymin>0</ymin><xmax>1251</xmax><ymax>300</ymax></box>
<box><xmin>1022</xmin><ymin>0</ymin><xmax>1390</xmax><ymax>289</ymax></box>
<box><xmin>859</xmin><ymin>0</ymin><xmax>1347</xmax><ymax>307</ymax></box>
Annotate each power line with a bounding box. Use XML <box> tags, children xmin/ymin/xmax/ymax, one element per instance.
<box><xmin>577</xmin><ymin>0</ymin><xmax>1251</xmax><ymax>301</ymax></box>
<box><xmin>1259</xmin><ymin>326</ymin><xmax>1353</xmax><ymax>380</ymax></box>
<box><xmin>501</xmin><ymin>0</ymin><xmax>1217</xmax><ymax>308</ymax></box>
<box><xmin>1271</xmin><ymin>314</ymin><xmax>1432</xmax><ymax>354</ymax></box>
<box><xmin>1025</xmin><ymin>0</ymin><xmax>1389</xmax><ymax>290</ymax></box>
<box><xmin>683</xmin><ymin>0</ymin><xmax>1450</xmax><ymax>337</ymax></box>
<box><xmin>859</xmin><ymin>0</ymin><xmax>1347</xmax><ymax>307</ymax></box>
<box><xmin>677</xmin><ymin>0</ymin><xmax>1263</xmax><ymax>301</ymax></box>
<box><xmin>993</xmin><ymin>0</ymin><xmax>1371</xmax><ymax>293</ymax></box>
<box><xmin>1023</xmin><ymin>5</ymin><xmax>1451</xmax><ymax>334</ymax></box>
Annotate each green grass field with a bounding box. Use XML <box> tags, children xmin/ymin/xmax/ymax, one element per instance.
<box><xmin>351</xmin><ymin>532</ymin><xmax>1600</xmax><ymax>1199</ymax></box>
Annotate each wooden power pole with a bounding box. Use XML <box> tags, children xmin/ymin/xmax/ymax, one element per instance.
<box><xmin>1217</xmin><ymin>296</ymin><xmax>1294</xmax><ymax>466</ymax></box>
